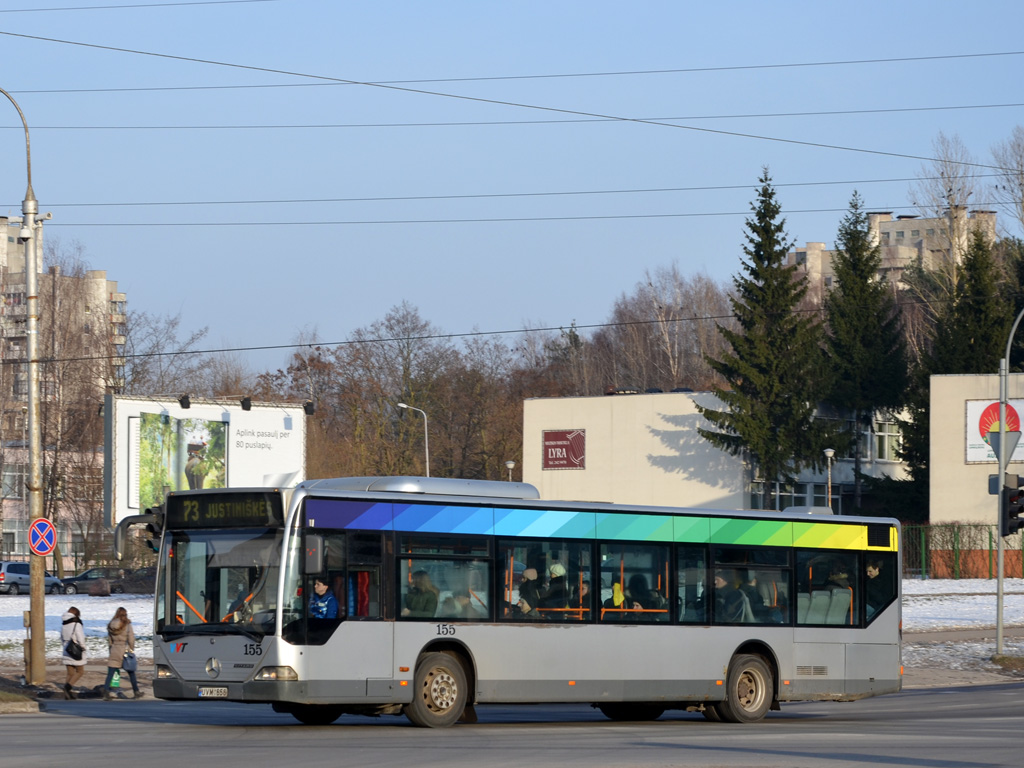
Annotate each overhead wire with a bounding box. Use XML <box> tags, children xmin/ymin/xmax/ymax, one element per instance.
<box><xmin>0</xmin><ymin>29</ymin><xmax>1014</xmax><ymax>171</ymax></box>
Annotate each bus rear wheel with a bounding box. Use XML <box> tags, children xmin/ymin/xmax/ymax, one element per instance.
<box><xmin>287</xmin><ymin>704</ymin><xmax>344</xmax><ymax>726</ymax></box>
<box><xmin>404</xmin><ymin>652</ymin><xmax>468</xmax><ymax>728</ymax></box>
<box><xmin>597</xmin><ymin>703</ymin><xmax>665</xmax><ymax>721</ymax></box>
<box><xmin>716</xmin><ymin>654</ymin><xmax>773</xmax><ymax>724</ymax></box>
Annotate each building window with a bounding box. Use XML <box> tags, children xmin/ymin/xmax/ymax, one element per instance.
<box><xmin>795</xmin><ymin>251</ymin><xmax>807</xmax><ymax>265</ymax></box>
<box><xmin>881</xmin><ymin>232</ymin><xmax>890</xmax><ymax>242</ymax></box>
<box><xmin>895</xmin><ymin>231</ymin><xmax>905</xmax><ymax>239</ymax></box>
<box><xmin>874</xmin><ymin>420</ymin><xmax>902</xmax><ymax>462</ymax></box>
<box><xmin>824</xmin><ymin>276</ymin><xmax>833</xmax><ymax>288</ymax></box>
<box><xmin>926</xmin><ymin>228</ymin><xmax>935</xmax><ymax>236</ymax></box>
<box><xmin>911</xmin><ymin>229</ymin><xmax>920</xmax><ymax>237</ymax></box>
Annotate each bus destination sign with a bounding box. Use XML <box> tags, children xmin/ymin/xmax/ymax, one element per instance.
<box><xmin>166</xmin><ymin>491</ymin><xmax>285</xmax><ymax>528</ymax></box>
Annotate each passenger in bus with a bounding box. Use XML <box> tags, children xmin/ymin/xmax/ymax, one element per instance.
<box><xmin>519</xmin><ymin>568</ymin><xmax>543</xmax><ymax>610</ymax></box>
<box><xmin>627</xmin><ymin>574</ymin><xmax>666</xmax><ymax>612</ymax></box>
<box><xmin>453</xmin><ymin>590</ymin><xmax>485</xmax><ymax>620</ymax></box>
<box><xmin>515</xmin><ymin>595</ymin><xmax>543</xmax><ymax>620</ymax></box>
<box><xmin>539</xmin><ymin>562</ymin><xmax>570</xmax><ymax>609</ymax></box>
<box><xmin>866</xmin><ymin>559</ymin><xmax>890</xmax><ymax>616</ymax></box>
<box><xmin>826</xmin><ymin>562</ymin><xmax>852</xmax><ymax>590</ymax></box>
<box><xmin>713</xmin><ymin>570</ymin><xmax>748</xmax><ymax>623</ymax></box>
<box><xmin>438</xmin><ymin>596</ymin><xmax>460</xmax><ymax>618</ymax></box>
<box><xmin>737</xmin><ymin>569</ymin><xmax>769</xmax><ymax>621</ymax></box>
<box><xmin>402</xmin><ymin>570</ymin><xmax>440</xmax><ymax>618</ymax></box>
<box><xmin>309</xmin><ymin>577</ymin><xmax>339</xmax><ymax>619</ymax></box>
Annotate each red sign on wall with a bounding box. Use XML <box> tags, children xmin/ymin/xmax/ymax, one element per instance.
<box><xmin>542</xmin><ymin>429</ymin><xmax>586</xmax><ymax>470</ymax></box>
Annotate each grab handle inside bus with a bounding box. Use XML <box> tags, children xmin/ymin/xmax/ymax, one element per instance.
<box><xmin>305</xmin><ymin>534</ymin><xmax>324</xmax><ymax>574</ymax></box>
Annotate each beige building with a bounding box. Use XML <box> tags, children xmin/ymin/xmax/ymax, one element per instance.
<box><xmin>523</xmin><ymin>391</ymin><xmax>906</xmax><ymax>513</ymax></box>
<box><xmin>929</xmin><ymin>373</ymin><xmax>1024</xmax><ymax>526</ymax></box>
<box><xmin>789</xmin><ymin>208</ymin><xmax>997</xmax><ymax>300</ymax></box>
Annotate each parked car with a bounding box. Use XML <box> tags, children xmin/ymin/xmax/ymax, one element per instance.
<box><xmin>61</xmin><ymin>566</ymin><xmax>129</xmax><ymax>595</ymax></box>
<box><xmin>0</xmin><ymin>561</ymin><xmax>64</xmax><ymax>594</ymax></box>
<box><xmin>109</xmin><ymin>566</ymin><xmax>155</xmax><ymax>594</ymax></box>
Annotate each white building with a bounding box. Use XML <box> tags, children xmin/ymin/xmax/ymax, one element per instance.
<box><xmin>523</xmin><ymin>391</ymin><xmax>906</xmax><ymax>514</ymax></box>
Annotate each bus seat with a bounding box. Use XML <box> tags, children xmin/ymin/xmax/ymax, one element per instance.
<box><xmin>796</xmin><ymin>592</ymin><xmax>810</xmax><ymax>622</ymax></box>
<box><xmin>806</xmin><ymin>590</ymin><xmax>831</xmax><ymax>623</ymax></box>
<box><xmin>826</xmin><ymin>588</ymin><xmax>852</xmax><ymax>625</ymax></box>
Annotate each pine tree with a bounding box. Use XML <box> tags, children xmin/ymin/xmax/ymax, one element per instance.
<box><xmin>900</xmin><ymin>229</ymin><xmax>1012</xmax><ymax>496</ymax></box>
<box><xmin>697</xmin><ymin>170</ymin><xmax>829</xmax><ymax>508</ymax></box>
<box><xmin>823</xmin><ymin>192</ymin><xmax>908</xmax><ymax>509</ymax></box>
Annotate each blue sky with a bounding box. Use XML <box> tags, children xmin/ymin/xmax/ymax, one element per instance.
<box><xmin>2</xmin><ymin>1</ymin><xmax>1023</xmax><ymax>373</ymax></box>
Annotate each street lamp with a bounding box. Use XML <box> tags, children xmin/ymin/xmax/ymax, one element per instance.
<box><xmin>1</xmin><ymin>86</ymin><xmax>45</xmax><ymax>685</ymax></box>
<box><xmin>505</xmin><ymin>460</ymin><xmax>515</xmax><ymax>482</ymax></box>
<box><xmin>397</xmin><ymin>402</ymin><xmax>430</xmax><ymax>477</ymax></box>
<box><xmin>824</xmin><ymin>448</ymin><xmax>835</xmax><ymax>511</ymax></box>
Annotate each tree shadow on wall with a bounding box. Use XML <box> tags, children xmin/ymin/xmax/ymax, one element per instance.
<box><xmin>646</xmin><ymin>399</ymin><xmax>743</xmax><ymax>496</ymax></box>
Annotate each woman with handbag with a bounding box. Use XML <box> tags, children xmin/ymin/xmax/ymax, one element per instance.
<box><xmin>103</xmin><ymin>606</ymin><xmax>142</xmax><ymax>700</ymax></box>
<box><xmin>61</xmin><ymin>606</ymin><xmax>86</xmax><ymax>699</ymax></box>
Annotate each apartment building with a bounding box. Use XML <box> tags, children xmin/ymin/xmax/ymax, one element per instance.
<box><xmin>788</xmin><ymin>207</ymin><xmax>998</xmax><ymax>299</ymax></box>
<box><xmin>0</xmin><ymin>218</ymin><xmax>127</xmax><ymax>566</ymax></box>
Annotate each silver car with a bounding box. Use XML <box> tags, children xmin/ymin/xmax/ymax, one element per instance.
<box><xmin>0</xmin><ymin>561</ymin><xmax>64</xmax><ymax>594</ymax></box>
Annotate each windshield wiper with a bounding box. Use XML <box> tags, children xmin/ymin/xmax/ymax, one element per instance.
<box><xmin>160</xmin><ymin>623</ymin><xmax>266</xmax><ymax>642</ymax></box>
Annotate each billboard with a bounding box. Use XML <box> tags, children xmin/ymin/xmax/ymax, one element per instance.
<box><xmin>103</xmin><ymin>395</ymin><xmax>306</xmax><ymax>526</ymax></box>
<box><xmin>965</xmin><ymin>399</ymin><xmax>1024</xmax><ymax>463</ymax></box>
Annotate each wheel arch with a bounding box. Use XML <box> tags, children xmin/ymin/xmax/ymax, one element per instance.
<box><xmin>415</xmin><ymin>639</ymin><xmax>477</xmax><ymax>704</ymax></box>
<box><xmin>733</xmin><ymin>639</ymin><xmax>780</xmax><ymax>700</ymax></box>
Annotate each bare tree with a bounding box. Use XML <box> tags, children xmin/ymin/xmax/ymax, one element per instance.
<box><xmin>119</xmin><ymin>310</ymin><xmax>209</xmax><ymax>395</ymax></box>
<box><xmin>991</xmin><ymin>125</ymin><xmax>1024</xmax><ymax>238</ymax></box>
<box><xmin>909</xmin><ymin>132</ymin><xmax>979</xmax><ymax>290</ymax></box>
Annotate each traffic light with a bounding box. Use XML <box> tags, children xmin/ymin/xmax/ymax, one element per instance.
<box><xmin>142</xmin><ymin>503</ymin><xmax>165</xmax><ymax>553</ymax></box>
<box><xmin>1001</xmin><ymin>474</ymin><xmax>1024</xmax><ymax>537</ymax></box>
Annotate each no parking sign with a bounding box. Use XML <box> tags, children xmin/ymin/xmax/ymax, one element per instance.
<box><xmin>28</xmin><ymin>518</ymin><xmax>56</xmax><ymax>557</ymax></box>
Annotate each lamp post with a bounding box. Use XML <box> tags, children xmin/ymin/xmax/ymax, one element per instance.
<box><xmin>397</xmin><ymin>402</ymin><xmax>430</xmax><ymax>477</ymax></box>
<box><xmin>824</xmin><ymin>448</ymin><xmax>835</xmax><ymax>511</ymax></box>
<box><xmin>1</xmin><ymin>86</ymin><xmax>45</xmax><ymax>685</ymax></box>
<box><xmin>505</xmin><ymin>460</ymin><xmax>515</xmax><ymax>482</ymax></box>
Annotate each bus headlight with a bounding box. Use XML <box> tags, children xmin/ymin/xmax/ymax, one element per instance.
<box><xmin>254</xmin><ymin>666</ymin><xmax>298</xmax><ymax>681</ymax></box>
<box><xmin>156</xmin><ymin>665</ymin><xmax>175</xmax><ymax>679</ymax></box>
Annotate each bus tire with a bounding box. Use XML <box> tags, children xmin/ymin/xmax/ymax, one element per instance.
<box><xmin>701</xmin><ymin>703</ymin><xmax>723</xmax><ymax>722</ymax></box>
<box><xmin>716</xmin><ymin>654</ymin><xmax>773</xmax><ymax>724</ymax></box>
<box><xmin>404</xmin><ymin>652</ymin><xmax>468</xmax><ymax>728</ymax></box>
<box><xmin>597</xmin><ymin>703</ymin><xmax>665</xmax><ymax>721</ymax></box>
<box><xmin>288</xmin><ymin>704</ymin><xmax>343</xmax><ymax>726</ymax></box>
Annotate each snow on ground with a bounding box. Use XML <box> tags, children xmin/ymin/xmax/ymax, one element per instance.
<box><xmin>0</xmin><ymin>579</ymin><xmax>1022</xmax><ymax>669</ymax></box>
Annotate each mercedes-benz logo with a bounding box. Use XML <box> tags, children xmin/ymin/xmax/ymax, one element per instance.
<box><xmin>205</xmin><ymin>658</ymin><xmax>222</xmax><ymax>679</ymax></box>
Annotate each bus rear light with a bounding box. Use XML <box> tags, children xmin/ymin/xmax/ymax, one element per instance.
<box><xmin>255</xmin><ymin>666</ymin><xmax>298</xmax><ymax>681</ymax></box>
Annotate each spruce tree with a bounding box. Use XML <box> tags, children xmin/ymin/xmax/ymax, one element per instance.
<box><xmin>697</xmin><ymin>170</ymin><xmax>828</xmax><ymax>509</ymax></box>
<box><xmin>900</xmin><ymin>229</ymin><xmax>1012</xmax><ymax>498</ymax></box>
<box><xmin>823</xmin><ymin>192</ymin><xmax>908</xmax><ymax>508</ymax></box>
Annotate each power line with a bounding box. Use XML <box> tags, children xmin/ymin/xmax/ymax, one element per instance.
<box><xmin>6</xmin><ymin>103</ymin><xmax>1023</xmax><ymax>130</ymax></box>
<box><xmin>0</xmin><ymin>29</ymin><xmax>1010</xmax><ymax>171</ymax></box>
<box><xmin>3</xmin><ymin>174</ymin><xmax>1005</xmax><ymax>210</ymax></box>
<box><xmin>0</xmin><ymin>0</ymin><xmax>283</xmax><ymax>13</ymax></box>
<box><xmin>14</xmin><ymin>291</ymin><xmax>1000</xmax><ymax>368</ymax></box>
<box><xmin>5</xmin><ymin>49</ymin><xmax>1024</xmax><ymax>88</ymax></box>
<box><xmin>42</xmin><ymin>202</ymin><xmax>1020</xmax><ymax>228</ymax></box>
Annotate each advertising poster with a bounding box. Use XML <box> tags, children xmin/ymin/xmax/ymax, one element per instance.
<box><xmin>965</xmin><ymin>399</ymin><xmax>1024</xmax><ymax>463</ymax></box>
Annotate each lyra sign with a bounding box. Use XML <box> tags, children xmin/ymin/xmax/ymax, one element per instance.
<box><xmin>542</xmin><ymin>429</ymin><xmax>586</xmax><ymax>470</ymax></box>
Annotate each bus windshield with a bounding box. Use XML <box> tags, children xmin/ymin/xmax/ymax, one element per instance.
<box><xmin>158</xmin><ymin>528</ymin><xmax>283</xmax><ymax>636</ymax></box>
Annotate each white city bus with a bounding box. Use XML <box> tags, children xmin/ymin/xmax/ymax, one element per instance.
<box><xmin>116</xmin><ymin>476</ymin><xmax>901</xmax><ymax>727</ymax></box>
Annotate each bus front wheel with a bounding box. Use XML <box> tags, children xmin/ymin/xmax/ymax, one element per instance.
<box><xmin>716</xmin><ymin>654</ymin><xmax>773</xmax><ymax>724</ymax></box>
<box><xmin>404</xmin><ymin>652</ymin><xmax>468</xmax><ymax>728</ymax></box>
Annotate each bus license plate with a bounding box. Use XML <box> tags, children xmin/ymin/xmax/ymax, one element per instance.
<box><xmin>198</xmin><ymin>687</ymin><xmax>228</xmax><ymax>698</ymax></box>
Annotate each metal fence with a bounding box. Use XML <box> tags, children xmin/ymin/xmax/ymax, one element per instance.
<box><xmin>903</xmin><ymin>524</ymin><xmax>1024</xmax><ymax>579</ymax></box>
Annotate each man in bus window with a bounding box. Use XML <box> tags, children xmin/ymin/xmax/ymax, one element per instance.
<box><xmin>714</xmin><ymin>570</ymin><xmax>746</xmax><ymax>623</ymax></box>
<box><xmin>309</xmin><ymin>577</ymin><xmax>339</xmax><ymax>619</ymax></box>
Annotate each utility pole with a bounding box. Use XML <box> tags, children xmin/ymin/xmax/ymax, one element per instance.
<box><xmin>0</xmin><ymin>87</ymin><xmax>46</xmax><ymax>684</ymax></box>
